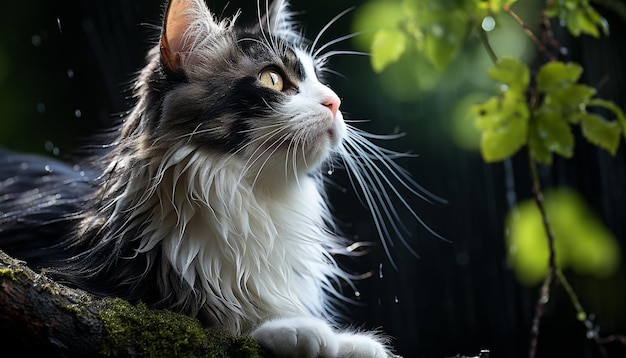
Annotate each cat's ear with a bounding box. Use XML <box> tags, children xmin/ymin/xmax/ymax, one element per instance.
<box><xmin>255</xmin><ymin>0</ymin><xmax>297</xmax><ymax>39</ymax></box>
<box><xmin>160</xmin><ymin>0</ymin><xmax>219</xmax><ymax>73</ymax></box>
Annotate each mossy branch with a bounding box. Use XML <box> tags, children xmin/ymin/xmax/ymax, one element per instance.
<box><xmin>0</xmin><ymin>249</ymin><xmax>262</xmax><ymax>358</ymax></box>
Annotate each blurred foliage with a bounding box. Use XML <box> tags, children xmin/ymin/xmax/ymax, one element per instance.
<box><xmin>353</xmin><ymin>0</ymin><xmax>625</xmax><ymax>289</ymax></box>
<box><xmin>546</xmin><ymin>0</ymin><xmax>609</xmax><ymax>37</ymax></box>
<box><xmin>505</xmin><ymin>189</ymin><xmax>621</xmax><ymax>285</ymax></box>
<box><xmin>471</xmin><ymin>57</ymin><xmax>626</xmax><ymax>163</ymax></box>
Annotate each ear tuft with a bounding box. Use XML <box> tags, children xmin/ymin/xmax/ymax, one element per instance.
<box><xmin>160</xmin><ymin>0</ymin><xmax>220</xmax><ymax>73</ymax></box>
<box><xmin>256</xmin><ymin>0</ymin><xmax>300</xmax><ymax>42</ymax></box>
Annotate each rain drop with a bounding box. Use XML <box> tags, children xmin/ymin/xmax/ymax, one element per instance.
<box><xmin>44</xmin><ymin>164</ymin><xmax>52</xmax><ymax>173</ymax></box>
<box><xmin>57</xmin><ymin>18</ymin><xmax>62</xmax><ymax>33</ymax></box>
<box><xmin>394</xmin><ymin>295</ymin><xmax>399</xmax><ymax>304</ymax></box>
<box><xmin>36</xmin><ymin>102</ymin><xmax>46</xmax><ymax>114</ymax></box>
<box><xmin>67</xmin><ymin>69</ymin><xmax>75</xmax><ymax>78</ymax></box>
<box><xmin>354</xmin><ymin>291</ymin><xmax>361</xmax><ymax>298</ymax></box>
<box><xmin>481</xmin><ymin>16</ymin><xmax>496</xmax><ymax>32</ymax></box>
<box><xmin>378</xmin><ymin>262</ymin><xmax>384</xmax><ymax>278</ymax></box>
<box><xmin>74</xmin><ymin>109</ymin><xmax>82</xmax><ymax>118</ymax></box>
<box><xmin>456</xmin><ymin>251</ymin><xmax>470</xmax><ymax>266</ymax></box>
<box><xmin>430</xmin><ymin>23</ymin><xmax>444</xmax><ymax>38</ymax></box>
<box><xmin>44</xmin><ymin>141</ymin><xmax>54</xmax><ymax>152</ymax></box>
<box><xmin>31</xmin><ymin>34</ymin><xmax>42</xmax><ymax>47</ymax></box>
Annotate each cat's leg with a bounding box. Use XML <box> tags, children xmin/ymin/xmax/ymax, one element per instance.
<box><xmin>250</xmin><ymin>316</ymin><xmax>392</xmax><ymax>358</ymax></box>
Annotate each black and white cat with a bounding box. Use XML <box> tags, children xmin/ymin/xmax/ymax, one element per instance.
<box><xmin>0</xmin><ymin>0</ymin><xmax>431</xmax><ymax>356</ymax></box>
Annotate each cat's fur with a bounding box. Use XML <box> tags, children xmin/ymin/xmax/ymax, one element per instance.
<box><xmin>0</xmin><ymin>0</ymin><xmax>430</xmax><ymax>356</ymax></box>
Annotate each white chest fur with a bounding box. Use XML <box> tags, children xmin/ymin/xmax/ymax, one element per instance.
<box><xmin>132</xmin><ymin>146</ymin><xmax>344</xmax><ymax>333</ymax></box>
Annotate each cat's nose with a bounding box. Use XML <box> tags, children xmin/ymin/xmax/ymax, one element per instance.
<box><xmin>322</xmin><ymin>94</ymin><xmax>341</xmax><ymax>118</ymax></box>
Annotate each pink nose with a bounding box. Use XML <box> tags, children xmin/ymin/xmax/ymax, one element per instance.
<box><xmin>322</xmin><ymin>94</ymin><xmax>341</xmax><ymax>118</ymax></box>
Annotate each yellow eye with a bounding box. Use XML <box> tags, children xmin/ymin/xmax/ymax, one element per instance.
<box><xmin>259</xmin><ymin>69</ymin><xmax>284</xmax><ymax>91</ymax></box>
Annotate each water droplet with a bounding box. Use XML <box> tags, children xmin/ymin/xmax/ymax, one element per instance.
<box><xmin>354</xmin><ymin>291</ymin><xmax>361</xmax><ymax>298</ymax></box>
<box><xmin>44</xmin><ymin>164</ymin><xmax>52</xmax><ymax>173</ymax></box>
<box><xmin>430</xmin><ymin>23</ymin><xmax>444</xmax><ymax>38</ymax></box>
<box><xmin>56</xmin><ymin>18</ymin><xmax>62</xmax><ymax>33</ymax></box>
<box><xmin>481</xmin><ymin>16</ymin><xmax>496</xmax><ymax>32</ymax></box>
<box><xmin>74</xmin><ymin>109</ymin><xmax>82</xmax><ymax>118</ymax></box>
<box><xmin>378</xmin><ymin>262</ymin><xmax>384</xmax><ymax>278</ymax></box>
<box><xmin>52</xmin><ymin>147</ymin><xmax>60</xmax><ymax>156</ymax></box>
<box><xmin>394</xmin><ymin>295</ymin><xmax>399</xmax><ymax>303</ymax></box>
<box><xmin>20</xmin><ymin>162</ymin><xmax>28</xmax><ymax>170</ymax></box>
<box><xmin>577</xmin><ymin>312</ymin><xmax>587</xmax><ymax>321</ymax></box>
<box><xmin>499</xmin><ymin>84</ymin><xmax>509</xmax><ymax>92</ymax></box>
<box><xmin>456</xmin><ymin>251</ymin><xmax>470</xmax><ymax>266</ymax></box>
<box><xmin>36</xmin><ymin>102</ymin><xmax>46</xmax><ymax>114</ymax></box>
<box><xmin>327</xmin><ymin>169</ymin><xmax>334</xmax><ymax>175</ymax></box>
<box><xmin>67</xmin><ymin>69</ymin><xmax>75</xmax><ymax>78</ymax></box>
<box><xmin>31</xmin><ymin>34</ymin><xmax>42</xmax><ymax>47</ymax></box>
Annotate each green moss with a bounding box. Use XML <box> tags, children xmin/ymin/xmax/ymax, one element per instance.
<box><xmin>99</xmin><ymin>298</ymin><xmax>261</xmax><ymax>358</ymax></box>
<box><xmin>0</xmin><ymin>267</ymin><xmax>17</xmax><ymax>280</ymax></box>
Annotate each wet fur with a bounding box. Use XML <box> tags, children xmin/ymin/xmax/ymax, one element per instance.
<box><xmin>0</xmin><ymin>1</ymin><xmax>431</xmax><ymax>356</ymax></box>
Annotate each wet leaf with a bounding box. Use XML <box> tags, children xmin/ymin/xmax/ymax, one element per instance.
<box><xmin>546</xmin><ymin>0</ymin><xmax>609</xmax><ymax>38</ymax></box>
<box><xmin>529</xmin><ymin>108</ymin><xmax>575</xmax><ymax>163</ymax></box>
<box><xmin>536</xmin><ymin>61</ymin><xmax>583</xmax><ymax>94</ymax></box>
<box><xmin>488</xmin><ymin>57</ymin><xmax>529</xmax><ymax>92</ymax></box>
<box><xmin>580</xmin><ymin>112</ymin><xmax>621</xmax><ymax>155</ymax></box>
<box><xmin>371</xmin><ymin>28</ymin><xmax>407</xmax><ymax>73</ymax></box>
<box><xmin>421</xmin><ymin>11</ymin><xmax>467</xmax><ymax>70</ymax></box>
<box><xmin>473</xmin><ymin>91</ymin><xmax>529</xmax><ymax>162</ymax></box>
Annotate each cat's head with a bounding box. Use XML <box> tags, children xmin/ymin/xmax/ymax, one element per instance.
<box><xmin>132</xmin><ymin>0</ymin><xmax>345</xmax><ymax>181</ymax></box>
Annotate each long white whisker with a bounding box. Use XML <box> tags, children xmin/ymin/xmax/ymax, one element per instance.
<box><xmin>313</xmin><ymin>32</ymin><xmax>363</xmax><ymax>59</ymax></box>
<box><xmin>310</xmin><ymin>6</ymin><xmax>356</xmax><ymax>55</ymax></box>
<box><xmin>317</xmin><ymin>50</ymin><xmax>370</xmax><ymax>62</ymax></box>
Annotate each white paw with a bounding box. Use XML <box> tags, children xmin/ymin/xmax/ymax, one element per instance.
<box><xmin>250</xmin><ymin>316</ymin><xmax>393</xmax><ymax>358</ymax></box>
<box><xmin>336</xmin><ymin>332</ymin><xmax>390</xmax><ymax>358</ymax></box>
<box><xmin>251</xmin><ymin>316</ymin><xmax>339</xmax><ymax>357</ymax></box>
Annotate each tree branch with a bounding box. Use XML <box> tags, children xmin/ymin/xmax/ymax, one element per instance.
<box><xmin>0</xmin><ymin>250</ymin><xmax>262</xmax><ymax>358</ymax></box>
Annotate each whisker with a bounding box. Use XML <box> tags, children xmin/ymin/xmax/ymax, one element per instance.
<box><xmin>317</xmin><ymin>50</ymin><xmax>370</xmax><ymax>62</ymax></box>
<box><xmin>310</xmin><ymin>6</ymin><xmax>356</xmax><ymax>55</ymax></box>
<box><xmin>313</xmin><ymin>32</ymin><xmax>363</xmax><ymax>59</ymax></box>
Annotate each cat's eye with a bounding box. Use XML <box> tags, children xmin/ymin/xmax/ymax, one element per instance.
<box><xmin>259</xmin><ymin>69</ymin><xmax>284</xmax><ymax>92</ymax></box>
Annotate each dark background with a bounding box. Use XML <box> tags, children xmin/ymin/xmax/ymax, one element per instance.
<box><xmin>0</xmin><ymin>0</ymin><xmax>625</xmax><ymax>357</ymax></box>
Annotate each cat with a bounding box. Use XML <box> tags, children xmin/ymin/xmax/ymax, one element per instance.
<box><xmin>0</xmin><ymin>0</ymin><xmax>435</xmax><ymax>357</ymax></box>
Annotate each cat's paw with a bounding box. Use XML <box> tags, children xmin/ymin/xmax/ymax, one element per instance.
<box><xmin>251</xmin><ymin>316</ymin><xmax>339</xmax><ymax>357</ymax></box>
<box><xmin>336</xmin><ymin>332</ymin><xmax>391</xmax><ymax>358</ymax></box>
<box><xmin>250</xmin><ymin>316</ymin><xmax>393</xmax><ymax>358</ymax></box>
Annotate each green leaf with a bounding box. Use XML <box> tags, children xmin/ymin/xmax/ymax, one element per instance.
<box><xmin>488</xmin><ymin>57</ymin><xmax>530</xmax><ymax>92</ymax></box>
<box><xmin>536</xmin><ymin>61</ymin><xmax>583</xmax><ymax>93</ymax></box>
<box><xmin>370</xmin><ymin>28</ymin><xmax>407</xmax><ymax>73</ymax></box>
<box><xmin>529</xmin><ymin>110</ymin><xmax>574</xmax><ymax>164</ymax></box>
<box><xmin>588</xmin><ymin>98</ymin><xmax>626</xmax><ymax>135</ymax></box>
<box><xmin>506</xmin><ymin>189</ymin><xmax>621</xmax><ymax>286</ymax></box>
<box><xmin>580</xmin><ymin>112</ymin><xmax>622</xmax><ymax>155</ymax></box>
<box><xmin>421</xmin><ymin>10</ymin><xmax>468</xmax><ymax>70</ymax></box>
<box><xmin>352</xmin><ymin>1</ymin><xmax>407</xmax><ymax>51</ymax></box>
<box><xmin>528</xmin><ymin>124</ymin><xmax>554</xmax><ymax>165</ymax></box>
<box><xmin>547</xmin><ymin>0</ymin><xmax>609</xmax><ymax>38</ymax></box>
<box><xmin>473</xmin><ymin>91</ymin><xmax>529</xmax><ymax>162</ymax></box>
